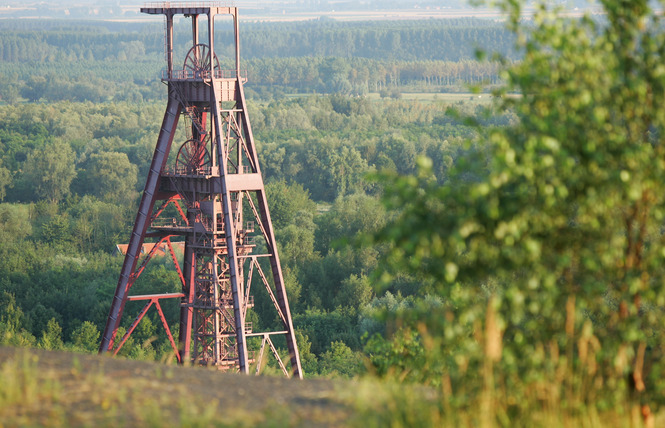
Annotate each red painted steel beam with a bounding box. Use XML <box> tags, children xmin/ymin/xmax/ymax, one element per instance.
<box><xmin>128</xmin><ymin>293</ymin><xmax>185</xmax><ymax>301</ymax></box>
<box><xmin>236</xmin><ymin>80</ymin><xmax>303</xmax><ymax>379</ymax></box>
<box><xmin>211</xmin><ymin>81</ymin><xmax>249</xmax><ymax>371</ymax></box>
<box><xmin>99</xmin><ymin>96</ymin><xmax>181</xmax><ymax>354</ymax></box>
<box><xmin>113</xmin><ymin>294</ymin><xmax>184</xmax><ymax>363</ymax></box>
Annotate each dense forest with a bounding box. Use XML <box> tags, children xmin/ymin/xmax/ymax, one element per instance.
<box><xmin>0</xmin><ymin>93</ymin><xmax>502</xmax><ymax>374</ymax></box>
<box><xmin>4</xmin><ymin>0</ymin><xmax>665</xmax><ymax>425</ymax></box>
<box><xmin>0</xmin><ymin>16</ymin><xmax>508</xmax><ymax>375</ymax></box>
<box><xmin>0</xmin><ymin>18</ymin><xmax>512</xmax><ymax>103</ymax></box>
<box><xmin>0</xmin><ymin>19</ymin><xmax>516</xmax><ymax>61</ymax></box>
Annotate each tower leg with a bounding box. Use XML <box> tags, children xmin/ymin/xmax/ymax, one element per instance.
<box><xmin>99</xmin><ymin>96</ymin><xmax>181</xmax><ymax>353</ymax></box>
<box><xmin>178</xmin><ymin>239</ymin><xmax>196</xmax><ymax>362</ymax></box>
<box><xmin>236</xmin><ymin>79</ymin><xmax>303</xmax><ymax>378</ymax></box>
<box><xmin>257</xmin><ymin>190</ymin><xmax>303</xmax><ymax>378</ymax></box>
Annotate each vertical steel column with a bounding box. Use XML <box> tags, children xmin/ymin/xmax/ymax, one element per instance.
<box><xmin>234</xmin><ymin>11</ymin><xmax>241</xmax><ymax>77</ymax></box>
<box><xmin>178</xmin><ymin>232</ymin><xmax>195</xmax><ymax>362</ymax></box>
<box><xmin>209</xmin><ymin>8</ymin><xmax>248</xmax><ymax>373</ymax></box>
<box><xmin>166</xmin><ymin>12</ymin><xmax>174</xmax><ymax>79</ymax></box>
<box><xmin>191</xmin><ymin>14</ymin><xmax>199</xmax><ymax>47</ymax></box>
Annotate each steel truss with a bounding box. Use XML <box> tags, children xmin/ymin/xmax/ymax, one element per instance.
<box><xmin>99</xmin><ymin>3</ymin><xmax>302</xmax><ymax>378</ymax></box>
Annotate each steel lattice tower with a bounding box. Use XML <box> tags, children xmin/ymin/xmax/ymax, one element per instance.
<box><xmin>99</xmin><ymin>2</ymin><xmax>302</xmax><ymax>378</ymax></box>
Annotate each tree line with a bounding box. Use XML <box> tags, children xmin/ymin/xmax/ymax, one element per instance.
<box><xmin>0</xmin><ymin>18</ymin><xmax>516</xmax><ymax>63</ymax></box>
<box><xmin>0</xmin><ymin>57</ymin><xmax>504</xmax><ymax>104</ymax></box>
<box><xmin>0</xmin><ymin>18</ymin><xmax>513</xmax><ymax>103</ymax></box>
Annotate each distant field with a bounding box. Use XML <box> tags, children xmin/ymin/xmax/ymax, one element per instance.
<box><xmin>244</xmin><ymin>7</ymin><xmax>509</xmax><ymax>22</ymax></box>
<box><xmin>240</xmin><ymin>6</ymin><xmax>606</xmax><ymax>23</ymax></box>
<box><xmin>366</xmin><ymin>92</ymin><xmax>495</xmax><ymax>103</ymax></box>
<box><xmin>283</xmin><ymin>91</ymin><xmax>507</xmax><ymax>105</ymax></box>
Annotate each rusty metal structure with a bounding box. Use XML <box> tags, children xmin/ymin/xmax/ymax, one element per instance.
<box><xmin>99</xmin><ymin>2</ymin><xmax>302</xmax><ymax>378</ymax></box>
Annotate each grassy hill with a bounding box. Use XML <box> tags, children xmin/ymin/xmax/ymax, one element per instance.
<box><xmin>0</xmin><ymin>346</ymin><xmax>364</xmax><ymax>427</ymax></box>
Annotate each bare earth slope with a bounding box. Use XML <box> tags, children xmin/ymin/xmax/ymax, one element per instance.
<box><xmin>0</xmin><ymin>346</ymin><xmax>352</xmax><ymax>427</ymax></box>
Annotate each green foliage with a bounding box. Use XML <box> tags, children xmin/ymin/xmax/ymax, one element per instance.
<box><xmin>69</xmin><ymin>196</ymin><xmax>132</xmax><ymax>252</ymax></box>
<box><xmin>294</xmin><ymin>307</ymin><xmax>361</xmax><ymax>356</ymax></box>
<box><xmin>318</xmin><ymin>341</ymin><xmax>365</xmax><ymax>378</ymax></box>
<box><xmin>0</xmin><ymin>203</ymin><xmax>32</xmax><ymax>240</ymax></box>
<box><xmin>0</xmin><ymin>17</ymin><xmax>518</xmax><ymax>392</ymax></box>
<box><xmin>265</xmin><ymin>180</ymin><xmax>317</xmax><ymax>230</ymax></box>
<box><xmin>254</xmin><ymin>95</ymin><xmax>474</xmax><ymax>201</ymax></box>
<box><xmin>20</xmin><ymin>139</ymin><xmax>76</xmax><ymax>203</ymax></box>
<box><xmin>0</xmin><ymin>18</ymin><xmax>513</xmax><ymax>101</ymax></box>
<box><xmin>333</xmin><ymin>275</ymin><xmax>374</xmax><ymax>311</ymax></box>
<box><xmin>0</xmin><ymin>93</ymin><xmax>466</xmax><ymax>377</ymax></box>
<box><xmin>364</xmin><ymin>327</ymin><xmax>437</xmax><ymax>384</ymax></box>
<box><xmin>367</xmin><ymin>0</ymin><xmax>665</xmax><ymax>419</ymax></box>
<box><xmin>5</xmin><ymin>6</ymin><xmax>665</xmax><ymax>424</ymax></box>
<box><xmin>0</xmin><ymin>292</ymin><xmax>23</xmax><ymax>335</ymax></box>
<box><xmin>39</xmin><ymin>318</ymin><xmax>64</xmax><ymax>350</ymax></box>
<box><xmin>277</xmin><ymin>221</ymin><xmax>317</xmax><ymax>269</ymax></box>
<box><xmin>294</xmin><ymin>330</ymin><xmax>319</xmax><ymax>376</ymax></box>
<box><xmin>78</xmin><ymin>151</ymin><xmax>138</xmax><ymax>205</ymax></box>
<box><xmin>40</xmin><ymin>214</ymin><xmax>72</xmax><ymax>245</ymax></box>
<box><xmin>298</xmin><ymin>136</ymin><xmax>370</xmax><ymax>201</ymax></box>
<box><xmin>0</xmin><ymin>161</ymin><xmax>10</xmax><ymax>201</ymax></box>
<box><xmin>315</xmin><ymin>193</ymin><xmax>387</xmax><ymax>255</ymax></box>
<box><xmin>70</xmin><ymin>321</ymin><xmax>100</xmax><ymax>353</ymax></box>
<box><xmin>300</xmin><ymin>246</ymin><xmax>379</xmax><ymax>311</ymax></box>
<box><xmin>0</xmin><ymin>292</ymin><xmax>37</xmax><ymax>347</ymax></box>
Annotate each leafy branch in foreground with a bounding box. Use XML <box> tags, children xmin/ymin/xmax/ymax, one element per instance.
<box><xmin>367</xmin><ymin>0</ymin><xmax>665</xmax><ymax>423</ymax></box>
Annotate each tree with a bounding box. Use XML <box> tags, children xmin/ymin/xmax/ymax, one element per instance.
<box><xmin>318</xmin><ymin>341</ymin><xmax>364</xmax><ymax>378</ymax></box>
<box><xmin>79</xmin><ymin>151</ymin><xmax>138</xmax><ymax>205</ymax></box>
<box><xmin>70</xmin><ymin>196</ymin><xmax>130</xmax><ymax>252</ymax></box>
<box><xmin>294</xmin><ymin>307</ymin><xmax>361</xmax><ymax>355</ymax></box>
<box><xmin>0</xmin><ymin>160</ymin><xmax>10</xmax><ymax>201</ymax></box>
<box><xmin>298</xmin><ymin>137</ymin><xmax>370</xmax><ymax>201</ymax></box>
<box><xmin>294</xmin><ymin>330</ymin><xmax>319</xmax><ymax>376</ymax></box>
<box><xmin>0</xmin><ymin>291</ymin><xmax>36</xmax><ymax>347</ymax></box>
<box><xmin>0</xmin><ymin>73</ymin><xmax>20</xmax><ymax>104</ymax></box>
<box><xmin>71</xmin><ymin>321</ymin><xmax>100</xmax><ymax>353</ymax></box>
<box><xmin>40</xmin><ymin>214</ymin><xmax>72</xmax><ymax>245</ymax></box>
<box><xmin>319</xmin><ymin>58</ymin><xmax>352</xmax><ymax>94</ymax></box>
<box><xmin>0</xmin><ymin>291</ymin><xmax>23</xmax><ymax>337</ymax></box>
<box><xmin>21</xmin><ymin>140</ymin><xmax>76</xmax><ymax>203</ymax></box>
<box><xmin>315</xmin><ymin>193</ymin><xmax>387</xmax><ymax>255</ymax></box>
<box><xmin>0</xmin><ymin>203</ymin><xmax>32</xmax><ymax>239</ymax></box>
<box><xmin>264</xmin><ymin>180</ymin><xmax>316</xmax><ymax>230</ymax></box>
<box><xmin>333</xmin><ymin>274</ymin><xmax>374</xmax><ymax>310</ymax></box>
<box><xmin>370</xmin><ymin>0</ymin><xmax>665</xmax><ymax>418</ymax></box>
<box><xmin>39</xmin><ymin>318</ymin><xmax>64</xmax><ymax>350</ymax></box>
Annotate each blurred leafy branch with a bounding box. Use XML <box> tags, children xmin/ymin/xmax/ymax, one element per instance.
<box><xmin>366</xmin><ymin>0</ymin><xmax>665</xmax><ymax>421</ymax></box>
